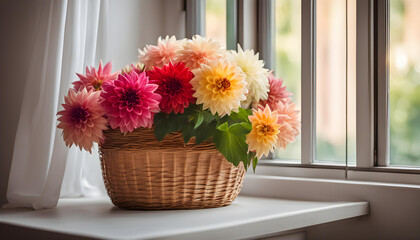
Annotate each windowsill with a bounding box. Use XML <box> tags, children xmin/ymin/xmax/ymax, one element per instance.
<box><xmin>254</xmin><ymin>161</ymin><xmax>420</xmax><ymax>185</ymax></box>
<box><xmin>0</xmin><ymin>196</ymin><xmax>368</xmax><ymax>240</ymax></box>
<box><xmin>260</xmin><ymin>159</ymin><xmax>420</xmax><ymax>174</ymax></box>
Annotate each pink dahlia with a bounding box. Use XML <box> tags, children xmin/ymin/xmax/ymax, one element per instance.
<box><xmin>57</xmin><ymin>88</ymin><xmax>108</xmax><ymax>152</ymax></box>
<box><xmin>147</xmin><ymin>62</ymin><xmax>195</xmax><ymax>114</ymax></box>
<box><xmin>273</xmin><ymin>101</ymin><xmax>301</xmax><ymax>149</ymax></box>
<box><xmin>100</xmin><ymin>71</ymin><xmax>162</xmax><ymax>133</ymax></box>
<box><xmin>257</xmin><ymin>73</ymin><xmax>292</xmax><ymax>110</ymax></box>
<box><xmin>176</xmin><ymin>35</ymin><xmax>224</xmax><ymax>70</ymax></box>
<box><xmin>73</xmin><ymin>61</ymin><xmax>119</xmax><ymax>91</ymax></box>
<box><xmin>138</xmin><ymin>36</ymin><xmax>183</xmax><ymax>70</ymax></box>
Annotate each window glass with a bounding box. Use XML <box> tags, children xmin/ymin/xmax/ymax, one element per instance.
<box><xmin>206</xmin><ymin>0</ymin><xmax>226</xmax><ymax>47</ymax></box>
<box><xmin>273</xmin><ymin>0</ymin><xmax>301</xmax><ymax>161</ymax></box>
<box><xmin>315</xmin><ymin>0</ymin><xmax>352</xmax><ymax>164</ymax></box>
<box><xmin>390</xmin><ymin>0</ymin><xmax>420</xmax><ymax>166</ymax></box>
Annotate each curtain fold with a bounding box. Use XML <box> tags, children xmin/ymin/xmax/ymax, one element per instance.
<box><xmin>5</xmin><ymin>0</ymin><xmax>107</xmax><ymax>210</ymax></box>
<box><xmin>59</xmin><ymin>0</ymin><xmax>106</xmax><ymax>199</ymax></box>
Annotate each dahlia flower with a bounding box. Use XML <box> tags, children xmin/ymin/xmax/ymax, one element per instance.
<box><xmin>100</xmin><ymin>71</ymin><xmax>162</xmax><ymax>133</ymax></box>
<box><xmin>191</xmin><ymin>60</ymin><xmax>247</xmax><ymax>117</ymax></box>
<box><xmin>273</xmin><ymin>101</ymin><xmax>301</xmax><ymax>149</ymax></box>
<box><xmin>227</xmin><ymin>45</ymin><xmax>269</xmax><ymax>108</ymax></box>
<box><xmin>57</xmin><ymin>88</ymin><xmax>108</xmax><ymax>152</ymax></box>
<box><xmin>138</xmin><ymin>36</ymin><xmax>183</xmax><ymax>70</ymax></box>
<box><xmin>246</xmin><ymin>106</ymin><xmax>281</xmax><ymax>159</ymax></box>
<box><xmin>177</xmin><ymin>35</ymin><xmax>224</xmax><ymax>70</ymax></box>
<box><xmin>73</xmin><ymin>61</ymin><xmax>119</xmax><ymax>91</ymax></box>
<box><xmin>121</xmin><ymin>63</ymin><xmax>144</xmax><ymax>75</ymax></box>
<box><xmin>257</xmin><ymin>73</ymin><xmax>292</xmax><ymax>109</ymax></box>
<box><xmin>147</xmin><ymin>62</ymin><xmax>195</xmax><ymax>114</ymax></box>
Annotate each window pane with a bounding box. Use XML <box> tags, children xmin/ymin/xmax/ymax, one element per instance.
<box><xmin>206</xmin><ymin>0</ymin><xmax>226</xmax><ymax>47</ymax></box>
<box><xmin>273</xmin><ymin>0</ymin><xmax>301</xmax><ymax>161</ymax></box>
<box><xmin>315</xmin><ymin>0</ymin><xmax>348</xmax><ymax>163</ymax></box>
<box><xmin>390</xmin><ymin>0</ymin><xmax>420</xmax><ymax>166</ymax></box>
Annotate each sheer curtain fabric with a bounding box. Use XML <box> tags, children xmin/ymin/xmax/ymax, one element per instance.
<box><xmin>5</xmin><ymin>0</ymin><xmax>107</xmax><ymax>210</ymax></box>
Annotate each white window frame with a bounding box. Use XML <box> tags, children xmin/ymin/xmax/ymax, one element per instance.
<box><xmin>188</xmin><ymin>0</ymin><xmax>420</xmax><ymax>184</ymax></box>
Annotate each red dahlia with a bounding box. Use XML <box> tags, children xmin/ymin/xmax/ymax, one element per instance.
<box><xmin>147</xmin><ymin>62</ymin><xmax>195</xmax><ymax>114</ymax></box>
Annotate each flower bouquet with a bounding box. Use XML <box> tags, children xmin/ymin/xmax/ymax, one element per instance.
<box><xmin>57</xmin><ymin>35</ymin><xmax>300</xmax><ymax>210</ymax></box>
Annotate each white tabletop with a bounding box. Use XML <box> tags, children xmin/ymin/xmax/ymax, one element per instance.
<box><xmin>0</xmin><ymin>196</ymin><xmax>369</xmax><ymax>240</ymax></box>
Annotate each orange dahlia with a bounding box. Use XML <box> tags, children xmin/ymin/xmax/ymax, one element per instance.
<box><xmin>57</xmin><ymin>88</ymin><xmax>108</xmax><ymax>152</ymax></box>
<box><xmin>73</xmin><ymin>61</ymin><xmax>119</xmax><ymax>91</ymax></box>
<box><xmin>147</xmin><ymin>62</ymin><xmax>195</xmax><ymax>114</ymax></box>
<box><xmin>246</xmin><ymin>106</ymin><xmax>281</xmax><ymax>158</ymax></box>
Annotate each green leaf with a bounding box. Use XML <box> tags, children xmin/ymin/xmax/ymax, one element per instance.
<box><xmin>213</xmin><ymin>123</ymin><xmax>251</xmax><ymax>167</ymax></box>
<box><xmin>216</xmin><ymin>122</ymin><xmax>229</xmax><ymax>132</ymax></box>
<box><xmin>154</xmin><ymin>113</ymin><xmax>185</xmax><ymax>141</ymax></box>
<box><xmin>195</xmin><ymin>121</ymin><xmax>216</xmax><ymax>144</ymax></box>
<box><xmin>202</xmin><ymin>110</ymin><xmax>215</xmax><ymax>123</ymax></box>
<box><xmin>218</xmin><ymin>108</ymin><xmax>252</xmax><ymax>126</ymax></box>
<box><xmin>194</xmin><ymin>111</ymin><xmax>204</xmax><ymax>129</ymax></box>
<box><xmin>229</xmin><ymin>122</ymin><xmax>252</xmax><ymax>135</ymax></box>
<box><xmin>249</xmin><ymin>151</ymin><xmax>258</xmax><ymax>172</ymax></box>
<box><xmin>241</xmin><ymin>122</ymin><xmax>252</xmax><ymax>131</ymax></box>
<box><xmin>182</xmin><ymin>123</ymin><xmax>195</xmax><ymax>143</ymax></box>
<box><xmin>182</xmin><ymin>104</ymin><xmax>199</xmax><ymax>115</ymax></box>
<box><xmin>252</xmin><ymin>157</ymin><xmax>258</xmax><ymax>172</ymax></box>
<box><xmin>230</xmin><ymin>108</ymin><xmax>252</xmax><ymax>123</ymax></box>
<box><xmin>242</xmin><ymin>153</ymin><xmax>251</xmax><ymax>171</ymax></box>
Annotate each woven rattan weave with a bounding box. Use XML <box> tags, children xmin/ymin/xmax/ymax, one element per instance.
<box><xmin>99</xmin><ymin>127</ymin><xmax>245</xmax><ymax>210</ymax></box>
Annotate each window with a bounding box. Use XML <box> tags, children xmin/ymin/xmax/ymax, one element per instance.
<box><xmin>188</xmin><ymin>0</ymin><xmax>420</xmax><ymax>181</ymax></box>
<box><xmin>268</xmin><ymin>0</ymin><xmax>420</xmax><ymax>178</ymax></box>
<box><xmin>271</xmin><ymin>0</ymin><xmax>357</xmax><ymax>167</ymax></box>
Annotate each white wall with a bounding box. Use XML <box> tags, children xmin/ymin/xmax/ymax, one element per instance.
<box><xmin>104</xmin><ymin>0</ymin><xmax>185</xmax><ymax>69</ymax></box>
<box><xmin>0</xmin><ymin>0</ymin><xmax>38</xmax><ymax>206</ymax></box>
<box><xmin>0</xmin><ymin>0</ymin><xmax>185</xmax><ymax>205</ymax></box>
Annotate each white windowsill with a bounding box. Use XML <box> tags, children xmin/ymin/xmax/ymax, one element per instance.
<box><xmin>0</xmin><ymin>196</ymin><xmax>368</xmax><ymax>240</ymax></box>
<box><xmin>253</xmin><ymin>163</ymin><xmax>420</xmax><ymax>185</ymax></box>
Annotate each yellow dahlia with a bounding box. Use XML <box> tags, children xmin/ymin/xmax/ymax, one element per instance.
<box><xmin>227</xmin><ymin>45</ymin><xmax>269</xmax><ymax>108</ymax></box>
<box><xmin>246</xmin><ymin>106</ymin><xmax>281</xmax><ymax>159</ymax></box>
<box><xmin>191</xmin><ymin>60</ymin><xmax>247</xmax><ymax>116</ymax></box>
<box><xmin>177</xmin><ymin>35</ymin><xmax>224</xmax><ymax>70</ymax></box>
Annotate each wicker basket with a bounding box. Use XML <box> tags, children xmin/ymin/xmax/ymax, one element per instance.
<box><xmin>99</xmin><ymin>127</ymin><xmax>245</xmax><ymax>210</ymax></box>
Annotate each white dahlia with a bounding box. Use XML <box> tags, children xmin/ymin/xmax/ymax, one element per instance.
<box><xmin>227</xmin><ymin>44</ymin><xmax>269</xmax><ymax>108</ymax></box>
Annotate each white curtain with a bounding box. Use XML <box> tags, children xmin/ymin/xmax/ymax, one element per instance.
<box><xmin>5</xmin><ymin>0</ymin><xmax>108</xmax><ymax>210</ymax></box>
